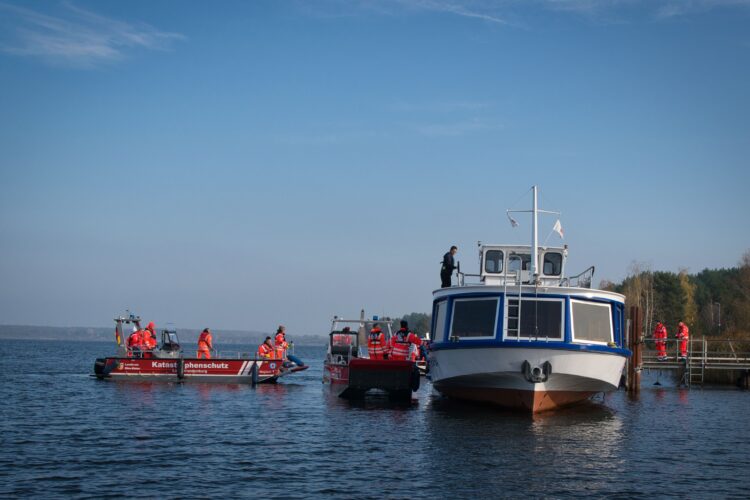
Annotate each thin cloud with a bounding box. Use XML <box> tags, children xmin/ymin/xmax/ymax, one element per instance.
<box><xmin>413</xmin><ymin>118</ymin><xmax>493</xmax><ymax>136</ymax></box>
<box><xmin>0</xmin><ymin>2</ymin><xmax>185</xmax><ymax>67</ymax></box>
<box><xmin>300</xmin><ymin>0</ymin><xmax>750</xmax><ymax>25</ymax></box>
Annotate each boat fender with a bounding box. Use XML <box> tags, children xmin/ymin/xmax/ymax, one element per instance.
<box><xmin>411</xmin><ymin>365</ymin><xmax>421</xmax><ymax>392</ymax></box>
<box><xmin>522</xmin><ymin>360</ymin><xmax>552</xmax><ymax>383</ymax></box>
<box><xmin>177</xmin><ymin>358</ymin><xmax>185</xmax><ymax>380</ymax></box>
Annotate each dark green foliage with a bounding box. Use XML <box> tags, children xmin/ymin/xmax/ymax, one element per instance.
<box><xmin>612</xmin><ymin>256</ymin><xmax>750</xmax><ymax>337</ymax></box>
<box><xmin>394</xmin><ymin>312</ymin><xmax>431</xmax><ymax>336</ymax></box>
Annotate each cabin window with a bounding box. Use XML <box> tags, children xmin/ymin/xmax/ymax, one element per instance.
<box><xmin>450</xmin><ymin>298</ymin><xmax>498</xmax><ymax>339</ymax></box>
<box><xmin>433</xmin><ymin>300</ymin><xmax>448</xmax><ymax>342</ymax></box>
<box><xmin>484</xmin><ymin>250</ymin><xmax>504</xmax><ymax>273</ymax></box>
<box><xmin>505</xmin><ymin>298</ymin><xmax>563</xmax><ymax>340</ymax></box>
<box><xmin>571</xmin><ymin>300</ymin><xmax>613</xmax><ymax>344</ymax></box>
<box><xmin>543</xmin><ymin>252</ymin><xmax>563</xmax><ymax>276</ymax></box>
<box><xmin>507</xmin><ymin>253</ymin><xmax>531</xmax><ymax>272</ymax></box>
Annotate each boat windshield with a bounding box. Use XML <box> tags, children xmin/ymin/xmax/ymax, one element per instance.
<box><xmin>330</xmin><ymin>331</ymin><xmax>358</xmax><ymax>356</ymax></box>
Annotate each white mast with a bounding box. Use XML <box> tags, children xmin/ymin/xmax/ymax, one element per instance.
<box><xmin>506</xmin><ymin>185</ymin><xmax>559</xmax><ymax>284</ymax></box>
<box><xmin>531</xmin><ymin>185</ymin><xmax>538</xmax><ymax>282</ymax></box>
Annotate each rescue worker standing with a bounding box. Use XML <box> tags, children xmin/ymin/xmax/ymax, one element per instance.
<box><xmin>257</xmin><ymin>336</ymin><xmax>274</xmax><ymax>358</ymax></box>
<box><xmin>676</xmin><ymin>321</ymin><xmax>689</xmax><ymax>360</ymax></box>
<box><xmin>389</xmin><ymin>320</ymin><xmax>422</xmax><ymax>361</ymax></box>
<box><xmin>142</xmin><ymin>321</ymin><xmax>158</xmax><ymax>351</ymax></box>
<box><xmin>197</xmin><ymin>328</ymin><xmax>214</xmax><ymax>359</ymax></box>
<box><xmin>275</xmin><ymin>325</ymin><xmax>307</xmax><ymax>367</ymax></box>
<box><xmin>441</xmin><ymin>246</ymin><xmax>458</xmax><ymax>288</ymax></box>
<box><xmin>653</xmin><ymin>321</ymin><xmax>668</xmax><ymax>361</ymax></box>
<box><xmin>367</xmin><ymin>323</ymin><xmax>388</xmax><ymax>360</ymax></box>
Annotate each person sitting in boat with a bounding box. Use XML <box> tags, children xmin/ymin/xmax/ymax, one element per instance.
<box><xmin>126</xmin><ymin>328</ymin><xmax>143</xmax><ymax>356</ymax></box>
<box><xmin>367</xmin><ymin>323</ymin><xmax>388</xmax><ymax>360</ymax></box>
<box><xmin>142</xmin><ymin>322</ymin><xmax>158</xmax><ymax>351</ymax></box>
<box><xmin>197</xmin><ymin>328</ymin><xmax>214</xmax><ymax>359</ymax></box>
<box><xmin>389</xmin><ymin>320</ymin><xmax>422</xmax><ymax>361</ymax></box>
<box><xmin>275</xmin><ymin>325</ymin><xmax>307</xmax><ymax>367</ymax></box>
<box><xmin>258</xmin><ymin>336</ymin><xmax>274</xmax><ymax>358</ymax></box>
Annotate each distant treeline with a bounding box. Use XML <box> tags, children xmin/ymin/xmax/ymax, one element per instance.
<box><xmin>602</xmin><ymin>250</ymin><xmax>750</xmax><ymax>338</ymax></box>
<box><xmin>0</xmin><ymin>325</ymin><xmax>327</xmax><ymax>346</ymax></box>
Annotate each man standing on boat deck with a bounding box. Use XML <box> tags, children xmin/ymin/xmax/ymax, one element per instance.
<box><xmin>441</xmin><ymin>246</ymin><xmax>458</xmax><ymax>288</ymax></box>
<box><xmin>143</xmin><ymin>322</ymin><xmax>158</xmax><ymax>351</ymax></box>
<box><xmin>389</xmin><ymin>320</ymin><xmax>422</xmax><ymax>361</ymax></box>
<box><xmin>367</xmin><ymin>323</ymin><xmax>388</xmax><ymax>360</ymax></box>
<box><xmin>197</xmin><ymin>328</ymin><xmax>213</xmax><ymax>359</ymax></box>
<box><xmin>275</xmin><ymin>325</ymin><xmax>307</xmax><ymax>367</ymax></box>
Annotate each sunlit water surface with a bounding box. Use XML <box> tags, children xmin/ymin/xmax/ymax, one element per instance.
<box><xmin>1</xmin><ymin>339</ymin><xmax>749</xmax><ymax>498</ymax></box>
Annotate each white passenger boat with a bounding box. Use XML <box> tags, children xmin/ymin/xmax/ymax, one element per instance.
<box><xmin>428</xmin><ymin>186</ymin><xmax>631</xmax><ymax>412</ymax></box>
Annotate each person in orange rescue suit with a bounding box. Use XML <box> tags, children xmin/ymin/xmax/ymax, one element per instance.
<box><xmin>257</xmin><ymin>336</ymin><xmax>274</xmax><ymax>358</ymax></box>
<box><xmin>653</xmin><ymin>321</ymin><xmax>668</xmax><ymax>361</ymax></box>
<box><xmin>389</xmin><ymin>320</ymin><xmax>422</xmax><ymax>361</ymax></box>
<box><xmin>197</xmin><ymin>328</ymin><xmax>214</xmax><ymax>359</ymax></box>
<box><xmin>275</xmin><ymin>325</ymin><xmax>307</xmax><ymax>367</ymax></box>
<box><xmin>126</xmin><ymin>328</ymin><xmax>143</xmax><ymax>356</ymax></box>
<box><xmin>367</xmin><ymin>323</ymin><xmax>388</xmax><ymax>360</ymax></box>
<box><xmin>142</xmin><ymin>321</ymin><xmax>158</xmax><ymax>350</ymax></box>
<box><xmin>676</xmin><ymin>321</ymin><xmax>689</xmax><ymax>360</ymax></box>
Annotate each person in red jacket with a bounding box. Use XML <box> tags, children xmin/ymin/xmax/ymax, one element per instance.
<box><xmin>653</xmin><ymin>321</ymin><xmax>668</xmax><ymax>361</ymax></box>
<box><xmin>676</xmin><ymin>321</ymin><xmax>689</xmax><ymax>360</ymax></box>
<box><xmin>258</xmin><ymin>336</ymin><xmax>274</xmax><ymax>358</ymax></box>
<box><xmin>197</xmin><ymin>328</ymin><xmax>213</xmax><ymax>359</ymax></box>
<box><xmin>275</xmin><ymin>325</ymin><xmax>306</xmax><ymax>367</ymax></box>
<box><xmin>389</xmin><ymin>320</ymin><xmax>422</xmax><ymax>361</ymax></box>
<box><xmin>367</xmin><ymin>324</ymin><xmax>388</xmax><ymax>360</ymax></box>
<box><xmin>126</xmin><ymin>329</ymin><xmax>143</xmax><ymax>356</ymax></box>
<box><xmin>142</xmin><ymin>322</ymin><xmax>158</xmax><ymax>351</ymax></box>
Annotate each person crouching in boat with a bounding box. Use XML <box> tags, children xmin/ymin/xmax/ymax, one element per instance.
<box><xmin>126</xmin><ymin>328</ymin><xmax>143</xmax><ymax>357</ymax></box>
<box><xmin>367</xmin><ymin>323</ymin><xmax>388</xmax><ymax>360</ymax></box>
<box><xmin>275</xmin><ymin>325</ymin><xmax>307</xmax><ymax>368</ymax></box>
<box><xmin>197</xmin><ymin>328</ymin><xmax>214</xmax><ymax>359</ymax></box>
<box><xmin>258</xmin><ymin>336</ymin><xmax>274</xmax><ymax>358</ymax></box>
<box><xmin>389</xmin><ymin>320</ymin><xmax>422</xmax><ymax>361</ymax></box>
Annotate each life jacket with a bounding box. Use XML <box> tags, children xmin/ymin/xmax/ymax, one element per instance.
<box><xmin>390</xmin><ymin>329</ymin><xmax>414</xmax><ymax>360</ymax></box>
<box><xmin>368</xmin><ymin>329</ymin><xmax>387</xmax><ymax>358</ymax></box>
<box><xmin>198</xmin><ymin>331</ymin><xmax>212</xmax><ymax>351</ymax></box>
<box><xmin>143</xmin><ymin>330</ymin><xmax>157</xmax><ymax>350</ymax></box>
<box><xmin>677</xmin><ymin>324</ymin><xmax>689</xmax><ymax>339</ymax></box>
<box><xmin>127</xmin><ymin>331</ymin><xmax>143</xmax><ymax>348</ymax></box>
<box><xmin>654</xmin><ymin>324</ymin><xmax>667</xmax><ymax>340</ymax></box>
<box><xmin>258</xmin><ymin>342</ymin><xmax>273</xmax><ymax>358</ymax></box>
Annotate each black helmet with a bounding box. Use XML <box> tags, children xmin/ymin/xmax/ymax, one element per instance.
<box><xmin>400</xmin><ymin>320</ymin><xmax>408</xmax><ymax>328</ymax></box>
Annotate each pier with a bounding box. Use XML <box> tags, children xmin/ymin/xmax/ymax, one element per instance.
<box><xmin>626</xmin><ymin>307</ymin><xmax>750</xmax><ymax>389</ymax></box>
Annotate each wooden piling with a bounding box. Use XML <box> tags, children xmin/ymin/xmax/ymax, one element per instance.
<box><xmin>627</xmin><ymin>306</ymin><xmax>642</xmax><ymax>394</ymax></box>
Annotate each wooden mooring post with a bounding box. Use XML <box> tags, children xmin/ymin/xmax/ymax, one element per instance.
<box><xmin>627</xmin><ymin>306</ymin><xmax>642</xmax><ymax>394</ymax></box>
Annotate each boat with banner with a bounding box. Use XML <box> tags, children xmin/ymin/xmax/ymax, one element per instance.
<box><xmin>427</xmin><ymin>186</ymin><xmax>631</xmax><ymax>412</ymax></box>
<box><xmin>93</xmin><ymin>313</ymin><xmax>307</xmax><ymax>384</ymax></box>
<box><xmin>323</xmin><ymin>312</ymin><xmax>421</xmax><ymax>400</ymax></box>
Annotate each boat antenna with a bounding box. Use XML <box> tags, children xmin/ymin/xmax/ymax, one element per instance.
<box><xmin>506</xmin><ymin>185</ymin><xmax>559</xmax><ymax>283</ymax></box>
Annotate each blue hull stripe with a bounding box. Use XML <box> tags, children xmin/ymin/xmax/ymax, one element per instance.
<box><xmin>430</xmin><ymin>340</ymin><xmax>631</xmax><ymax>357</ymax></box>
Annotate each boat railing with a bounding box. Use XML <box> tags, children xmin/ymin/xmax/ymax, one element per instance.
<box><xmin>561</xmin><ymin>266</ymin><xmax>595</xmax><ymax>288</ymax></box>
<box><xmin>215</xmin><ymin>351</ymin><xmax>264</xmax><ymax>360</ymax></box>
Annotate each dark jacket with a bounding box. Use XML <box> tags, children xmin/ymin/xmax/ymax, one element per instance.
<box><xmin>441</xmin><ymin>252</ymin><xmax>455</xmax><ymax>273</ymax></box>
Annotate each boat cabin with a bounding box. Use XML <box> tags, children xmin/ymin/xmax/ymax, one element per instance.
<box><xmin>478</xmin><ymin>244</ymin><xmax>567</xmax><ymax>286</ymax></box>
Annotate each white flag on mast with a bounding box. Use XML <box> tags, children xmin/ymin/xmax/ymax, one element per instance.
<box><xmin>507</xmin><ymin>213</ymin><xmax>519</xmax><ymax>228</ymax></box>
<box><xmin>552</xmin><ymin>219</ymin><xmax>564</xmax><ymax>239</ymax></box>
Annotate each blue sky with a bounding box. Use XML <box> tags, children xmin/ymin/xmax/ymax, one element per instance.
<box><xmin>1</xmin><ymin>0</ymin><xmax>748</xmax><ymax>334</ymax></box>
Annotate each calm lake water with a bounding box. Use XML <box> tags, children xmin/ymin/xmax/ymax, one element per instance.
<box><xmin>1</xmin><ymin>339</ymin><xmax>749</xmax><ymax>498</ymax></box>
